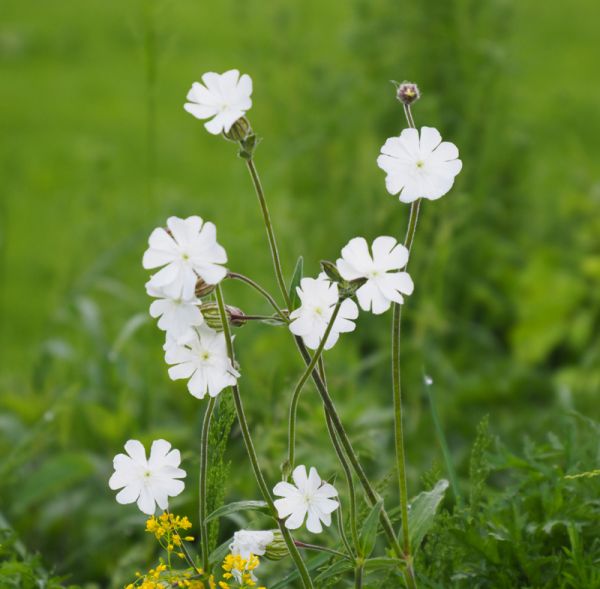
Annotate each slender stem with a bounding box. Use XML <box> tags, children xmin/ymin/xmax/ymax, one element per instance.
<box><xmin>319</xmin><ymin>359</ymin><xmax>356</xmax><ymax>558</ymax></box>
<box><xmin>424</xmin><ymin>373</ymin><xmax>462</xmax><ymax>506</ymax></box>
<box><xmin>234</xmin><ymin>314</ymin><xmax>287</xmax><ymax>323</ymax></box>
<box><xmin>390</xmin><ymin>103</ymin><xmax>421</xmax><ymax>589</ymax></box>
<box><xmin>227</xmin><ymin>272</ymin><xmax>288</xmax><ymax>322</ymax></box>
<box><xmin>294</xmin><ymin>541</ymin><xmax>352</xmax><ymax>561</ymax></box>
<box><xmin>288</xmin><ymin>303</ymin><xmax>341</xmax><ymax>470</ymax></box>
<box><xmin>215</xmin><ymin>285</ymin><xmax>314</xmax><ymax>589</ymax></box>
<box><xmin>244</xmin><ymin>159</ymin><xmax>292</xmax><ymax>308</ymax></box>
<box><xmin>294</xmin><ymin>337</ymin><xmax>403</xmax><ymax>559</ymax></box>
<box><xmin>355</xmin><ymin>562</ymin><xmax>364</xmax><ymax>589</ymax></box>
<box><xmin>199</xmin><ymin>396</ymin><xmax>216</xmax><ymax>572</ymax></box>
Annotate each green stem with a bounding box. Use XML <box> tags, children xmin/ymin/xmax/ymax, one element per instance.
<box><xmin>319</xmin><ymin>359</ymin><xmax>356</xmax><ymax>558</ymax></box>
<box><xmin>288</xmin><ymin>303</ymin><xmax>341</xmax><ymax>471</ymax></box>
<box><xmin>245</xmin><ymin>159</ymin><xmax>292</xmax><ymax>309</ymax></box>
<box><xmin>390</xmin><ymin>103</ymin><xmax>421</xmax><ymax>589</ymax></box>
<box><xmin>424</xmin><ymin>373</ymin><xmax>462</xmax><ymax>507</ymax></box>
<box><xmin>294</xmin><ymin>540</ymin><xmax>352</xmax><ymax>561</ymax></box>
<box><xmin>199</xmin><ymin>396</ymin><xmax>216</xmax><ymax>572</ymax></box>
<box><xmin>294</xmin><ymin>337</ymin><xmax>403</xmax><ymax>559</ymax></box>
<box><xmin>227</xmin><ymin>272</ymin><xmax>288</xmax><ymax>322</ymax></box>
<box><xmin>215</xmin><ymin>285</ymin><xmax>314</xmax><ymax>589</ymax></box>
<box><xmin>355</xmin><ymin>562</ymin><xmax>364</xmax><ymax>589</ymax></box>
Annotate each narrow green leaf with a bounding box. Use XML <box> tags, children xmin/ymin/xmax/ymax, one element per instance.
<box><xmin>404</xmin><ymin>479</ymin><xmax>449</xmax><ymax>554</ymax></box>
<box><xmin>313</xmin><ymin>558</ymin><xmax>353</xmax><ymax>583</ymax></box>
<box><xmin>270</xmin><ymin>553</ymin><xmax>331</xmax><ymax>589</ymax></box>
<box><xmin>208</xmin><ymin>538</ymin><xmax>231</xmax><ymax>567</ymax></box>
<box><xmin>359</xmin><ymin>498</ymin><xmax>383</xmax><ymax>558</ymax></box>
<box><xmin>288</xmin><ymin>256</ymin><xmax>303</xmax><ymax>309</ymax></box>
<box><xmin>204</xmin><ymin>500</ymin><xmax>268</xmax><ymax>523</ymax></box>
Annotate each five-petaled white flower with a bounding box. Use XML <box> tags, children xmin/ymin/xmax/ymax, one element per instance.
<box><xmin>336</xmin><ymin>236</ymin><xmax>414</xmax><ymax>314</ymax></box>
<box><xmin>108</xmin><ymin>439</ymin><xmax>186</xmax><ymax>515</ymax></box>
<box><xmin>377</xmin><ymin>126</ymin><xmax>462</xmax><ymax>202</ymax></box>
<box><xmin>143</xmin><ymin>216</ymin><xmax>227</xmax><ymax>300</ymax></box>
<box><xmin>184</xmin><ymin>69</ymin><xmax>253</xmax><ymax>135</ymax></box>
<box><xmin>289</xmin><ymin>275</ymin><xmax>358</xmax><ymax>350</ymax></box>
<box><xmin>165</xmin><ymin>325</ymin><xmax>240</xmax><ymax>399</ymax></box>
<box><xmin>146</xmin><ymin>283</ymin><xmax>204</xmax><ymax>340</ymax></box>
<box><xmin>273</xmin><ymin>465</ymin><xmax>339</xmax><ymax>534</ymax></box>
<box><xmin>229</xmin><ymin>530</ymin><xmax>274</xmax><ymax>559</ymax></box>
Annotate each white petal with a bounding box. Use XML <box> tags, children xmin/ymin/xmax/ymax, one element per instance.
<box><xmin>116</xmin><ymin>482</ymin><xmax>141</xmax><ymax>505</ymax></box>
<box><xmin>418</xmin><ymin>126</ymin><xmax>442</xmax><ymax>156</ymax></box>
<box><xmin>124</xmin><ymin>440</ymin><xmax>147</xmax><ymax>465</ymax></box>
<box><xmin>137</xmin><ymin>486</ymin><xmax>156</xmax><ymax>515</ymax></box>
<box><xmin>292</xmin><ymin>465</ymin><xmax>308</xmax><ymax>491</ymax></box>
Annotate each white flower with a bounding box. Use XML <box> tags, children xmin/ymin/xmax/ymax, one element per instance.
<box><xmin>377</xmin><ymin>126</ymin><xmax>462</xmax><ymax>202</ymax></box>
<box><xmin>273</xmin><ymin>465</ymin><xmax>339</xmax><ymax>534</ymax></box>
<box><xmin>146</xmin><ymin>283</ymin><xmax>204</xmax><ymax>340</ymax></box>
<box><xmin>165</xmin><ymin>325</ymin><xmax>240</xmax><ymax>399</ymax></box>
<box><xmin>143</xmin><ymin>216</ymin><xmax>227</xmax><ymax>300</ymax></box>
<box><xmin>289</xmin><ymin>275</ymin><xmax>358</xmax><ymax>350</ymax></box>
<box><xmin>336</xmin><ymin>236</ymin><xmax>414</xmax><ymax>314</ymax></box>
<box><xmin>184</xmin><ymin>69</ymin><xmax>253</xmax><ymax>135</ymax></box>
<box><xmin>229</xmin><ymin>530</ymin><xmax>274</xmax><ymax>559</ymax></box>
<box><xmin>108</xmin><ymin>439</ymin><xmax>186</xmax><ymax>515</ymax></box>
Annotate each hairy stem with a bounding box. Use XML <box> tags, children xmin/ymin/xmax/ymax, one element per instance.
<box><xmin>215</xmin><ymin>285</ymin><xmax>313</xmax><ymax>589</ymax></box>
<box><xmin>294</xmin><ymin>337</ymin><xmax>403</xmax><ymax>559</ymax></box>
<box><xmin>199</xmin><ymin>396</ymin><xmax>216</xmax><ymax>572</ymax></box>
<box><xmin>320</xmin><ymin>360</ymin><xmax>359</xmax><ymax>555</ymax></box>
<box><xmin>391</xmin><ymin>102</ymin><xmax>421</xmax><ymax>588</ymax></box>
<box><xmin>287</xmin><ymin>303</ymin><xmax>341</xmax><ymax>471</ymax></box>
<box><xmin>245</xmin><ymin>159</ymin><xmax>292</xmax><ymax>309</ymax></box>
<box><xmin>227</xmin><ymin>272</ymin><xmax>288</xmax><ymax>322</ymax></box>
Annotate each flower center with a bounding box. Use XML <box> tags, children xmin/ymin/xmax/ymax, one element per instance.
<box><xmin>416</xmin><ymin>160</ymin><xmax>425</xmax><ymax>169</ymax></box>
<box><xmin>314</xmin><ymin>306</ymin><xmax>324</xmax><ymax>316</ymax></box>
<box><xmin>181</xmin><ymin>252</ymin><xmax>190</xmax><ymax>261</ymax></box>
<box><xmin>144</xmin><ymin>470</ymin><xmax>152</xmax><ymax>479</ymax></box>
<box><xmin>200</xmin><ymin>351</ymin><xmax>211</xmax><ymax>361</ymax></box>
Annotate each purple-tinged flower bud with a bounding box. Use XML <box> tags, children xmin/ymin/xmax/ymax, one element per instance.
<box><xmin>201</xmin><ymin>302</ymin><xmax>246</xmax><ymax>330</ymax></box>
<box><xmin>195</xmin><ymin>277</ymin><xmax>216</xmax><ymax>298</ymax></box>
<box><xmin>396</xmin><ymin>81</ymin><xmax>420</xmax><ymax>105</ymax></box>
<box><xmin>223</xmin><ymin>116</ymin><xmax>252</xmax><ymax>142</ymax></box>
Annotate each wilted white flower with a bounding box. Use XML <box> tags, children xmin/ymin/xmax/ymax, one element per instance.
<box><xmin>336</xmin><ymin>236</ymin><xmax>414</xmax><ymax>314</ymax></box>
<box><xmin>146</xmin><ymin>283</ymin><xmax>203</xmax><ymax>340</ymax></box>
<box><xmin>165</xmin><ymin>325</ymin><xmax>240</xmax><ymax>399</ymax></box>
<box><xmin>273</xmin><ymin>465</ymin><xmax>339</xmax><ymax>533</ymax></box>
<box><xmin>143</xmin><ymin>216</ymin><xmax>227</xmax><ymax>300</ymax></box>
<box><xmin>184</xmin><ymin>69</ymin><xmax>253</xmax><ymax>135</ymax></box>
<box><xmin>108</xmin><ymin>439</ymin><xmax>186</xmax><ymax>515</ymax></box>
<box><xmin>229</xmin><ymin>530</ymin><xmax>275</xmax><ymax>558</ymax></box>
<box><xmin>377</xmin><ymin>126</ymin><xmax>462</xmax><ymax>202</ymax></box>
<box><xmin>289</xmin><ymin>275</ymin><xmax>358</xmax><ymax>350</ymax></box>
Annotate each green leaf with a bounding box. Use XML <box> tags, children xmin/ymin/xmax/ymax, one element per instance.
<box><xmin>288</xmin><ymin>256</ymin><xmax>303</xmax><ymax>309</ymax></box>
<box><xmin>208</xmin><ymin>538</ymin><xmax>231</xmax><ymax>567</ymax></box>
<box><xmin>270</xmin><ymin>553</ymin><xmax>331</xmax><ymax>589</ymax></box>
<box><xmin>204</xmin><ymin>500</ymin><xmax>269</xmax><ymax>523</ymax></box>
<box><xmin>359</xmin><ymin>497</ymin><xmax>383</xmax><ymax>558</ymax></box>
<box><xmin>313</xmin><ymin>558</ymin><xmax>353</xmax><ymax>584</ymax></box>
<box><xmin>405</xmin><ymin>479</ymin><xmax>449</xmax><ymax>555</ymax></box>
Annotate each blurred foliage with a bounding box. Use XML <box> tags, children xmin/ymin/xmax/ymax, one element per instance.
<box><xmin>0</xmin><ymin>0</ymin><xmax>599</xmax><ymax>586</ymax></box>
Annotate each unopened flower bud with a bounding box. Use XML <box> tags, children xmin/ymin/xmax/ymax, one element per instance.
<box><xmin>320</xmin><ymin>260</ymin><xmax>343</xmax><ymax>283</ymax></box>
<box><xmin>264</xmin><ymin>530</ymin><xmax>289</xmax><ymax>561</ymax></box>
<box><xmin>396</xmin><ymin>81</ymin><xmax>420</xmax><ymax>105</ymax></box>
<box><xmin>223</xmin><ymin>116</ymin><xmax>252</xmax><ymax>142</ymax></box>
<box><xmin>201</xmin><ymin>302</ymin><xmax>246</xmax><ymax>330</ymax></box>
<box><xmin>195</xmin><ymin>278</ymin><xmax>216</xmax><ymax>298</ymax></box>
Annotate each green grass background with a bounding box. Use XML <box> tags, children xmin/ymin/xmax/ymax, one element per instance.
<box><xmin>1</xmin><ymin>0</ymin><xmax>599</xmax><ymax>586</ymax></box>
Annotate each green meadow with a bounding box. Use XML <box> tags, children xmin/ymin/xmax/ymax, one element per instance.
<box><xmin>1</xmin><ymin>0</ymin><xmax>599</xmax><ymax>587</ymax></box>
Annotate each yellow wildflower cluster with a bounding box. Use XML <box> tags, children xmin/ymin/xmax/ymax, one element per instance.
<box><xmin>218</xmin><ymin>554</ymin><xmax>266</xmax><ymax>589</ymax></box>
<box><xmin>145</xmin><ymin>512</ymin><xmax>194</xmax><ymax>558</ymax></box>
<box><xmin>125</xmin><ymin>563</ymin><xmax>216</xmax><ymax>589</ymax></box>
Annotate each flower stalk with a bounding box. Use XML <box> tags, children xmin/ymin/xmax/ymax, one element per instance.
<box><xmin>199</xmin><ymin>396</ymin><xmax>216</xmax><ymax>572</ymax></box>
<box><xmin>287</xmin><ymin>303</ymin><xmax>342</xmax><ymax>471</ymax></box>
<box><xmin>214</xmin><ymin>285</ymin><xmax>314</xmax><ymax>589</ymax></box>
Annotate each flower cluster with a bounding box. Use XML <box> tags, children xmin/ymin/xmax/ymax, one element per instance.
<box><xmin>219</xmin><ymin>554</ymin><xmax>265</xmax><ymax>589</ymax></box>
<box><xmin>146</xmin><ymin>512</ymin><xmax>194</xmax><ymax>555</ymax></box>
<box><xmin>108</xmin><ymin>67</ymin><xmax>463</xmax><ymax>588</ymax></box>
